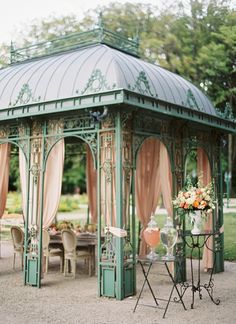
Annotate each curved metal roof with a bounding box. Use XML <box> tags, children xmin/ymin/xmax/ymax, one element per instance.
<box><xmin>0</xmin><ymin>43</ymin><xmax>216</xmax><ymax>116</ymax></box>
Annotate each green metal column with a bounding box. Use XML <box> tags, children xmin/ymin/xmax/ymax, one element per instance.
<box><xmin>115</xmin><ymin>111</ymin><xmax>124</xmax><ymax>300</ymax></box>
<box><xmin>37</xmin><ymin>122</ymin><xmax>46</xmax><ymax>287</ymax></box>
<box><xmin>131</xmin><ymin>149</ymin><xmax>136</xmax><ymax>295</ymax></box>
<box><xmin>97</xmin><ymin>129</ymin><xmax>102</xmax><ymax>296</ymax></box>
<box><xmin>23</xmin><ymin>136</ymin><xmax>31</xmax><ymax>285</ymax></box>
<box><xmin>215</xmin><ymin>139</ymin><xmax>224</xmax><ymax>273</ymax></box>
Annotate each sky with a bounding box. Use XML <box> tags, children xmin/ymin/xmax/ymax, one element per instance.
<box><xmin>0</xmin><ymin>0</ymin><xmax>159</xmax><ymax>44</ymax></box>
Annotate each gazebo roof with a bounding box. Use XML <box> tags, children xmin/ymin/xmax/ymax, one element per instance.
<box><xmin>0</xmin><ymin>27</ymin><xmax>235</xmax><ymax>132</ymax></box>
<box><xmin>0</xmin><ymin>43</ymin><xmax>214</xmax><ymax>115</ymax></box>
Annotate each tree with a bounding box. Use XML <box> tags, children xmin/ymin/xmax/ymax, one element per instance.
<box><xmin>1</xmin><ymin>0</ymin><xmax>235</xmax><ymax>192</ymax></box>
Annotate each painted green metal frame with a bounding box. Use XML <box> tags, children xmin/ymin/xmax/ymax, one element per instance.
<box><xmin>0</xmin><ymin>101</ymin><xmax>227</xmax><ymax>297</ymax></box>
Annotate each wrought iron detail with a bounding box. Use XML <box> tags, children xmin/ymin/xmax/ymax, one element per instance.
<box><xmin>81</xmin><ymin>69</ymin><xmax>116</xmax><ymax>95</ymax></box>
<box><xmin>10</xmin><ymin>83</ymin><xmax>40</xmax><ymax>107</ymax></box>
<box><xmin>27</xmin><ymin>224</ymin><xmax>39</xmax><ymax>257</ymax></box>
<box><xmin>45</xmin><ymin>119</ymin><xmax>64</xmax><ymax>155</ymax></box>
<box><xmin>134</xmin><ymin>114</ymin><xmax>162</xmax><ymax>133</ymax></box>
<box><xmin>32</xmin><ymin>121</ymin><xmax>43</xmax><ymax>136</ymax></box>
<box><xmin>101</xmin><ymin>230</ymin><xmax>115</xmax><ymax>261</ymax></box>
<box><xmin>133</xmin><ymin>134</ymin><xmax>148</xmax><ymax>162</ymax></box>
<box><xmin>123</xmin><ymin>133</ymin><xmax>132</xmax><ymax>183</ymax></box>
<box><xmin>123</xmin><ymin>236</ymin><xmax>133</xmax><ymax>260</ymax></box>
<box><xmin>0</xmin><ymin>122</ymin><xmax>26</xmax><ymax>139</ymax></box>
<box><xmin>183</xmin><ymin>89</ymin><xmax>200</xmax><ymax>111</ymax></box>
<box><xmin>18</xmin><ymin>125</ymin><xmax>29</xmax><ymax>160</ymax></box>
<box><xmin>128</xmin><ymin>71</ymin><xmax>157</xmax><ymax>97</ymax></box>
<box><xmin>121</xmin><ymin>112</ymin><xmax>132</xmax><ymax>129</ymax></box>
<box><xmin>216</xmin><ymin>102</ymin><xmax>235</xmax><ymax>121</ymax></box>
<box><xmin>10</xmin><ymin>25</ymin><xmax>139</xmax><ymax>64</ymax></box>
<box><xmin>102</xmin><ymin>161</ymin><xmax>113</xmax><ymax>183</ymax></box>
<box><xmin>101</xmin><ymin>113</ymin><xmax>115</xmax><ymax>128</ymax></box>
<box><xmin>30</xmin><ymin>138</ymin><xmax>41</xmax><ymax>184</ymax></box>
<box><xmin>79</xmin><ymin>132</ymin><xmax>97</xmax><ymax>156</ymax></box>
<box><xmin>0</xmin><ymin>126</ymin><xmax>10</xmax><ymax>138</ymax></box>
<box><xmin>64</xmin><ymin>115</ymin><xmax>95</xmax><ymax>131</ymax></box>
<box><xmin>101</xmin><ymin>132</ymin><xmax>115</xmax><ymax>184</ymax></box>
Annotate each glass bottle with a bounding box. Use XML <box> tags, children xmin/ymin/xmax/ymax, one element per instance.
<box><xmin>160</xmin><ymin>217</ymin><xmax>178</xmax><ymax>260</ymax></box>
<box><xmin>143</xmin><ymin>215</ymin><xmax>160</xmax><ymax>260</ymax></box>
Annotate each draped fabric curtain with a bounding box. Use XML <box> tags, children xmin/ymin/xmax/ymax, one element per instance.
<box><xmin>42</xmin><ymin>139</ymin><xmax>65</xmax><ymax>229</ymax></box>
<box><xmin>197</xmin><ymin>147</ymin><xmax>213</xmax><ymax>270</ymax></box>
<box><xmin>99</xmin><ymin>132</ymin><xmax>132</xmax><ymax>228</ymax></box>
<box><xmin>86</xmin><ymin>145</ymin><xmax>97</xmax><ymax>224</ymax></box>
<box><xmin>0</xmin><ymin>143</ymin><xmax>11</xmax><ymax>218</ymax></box>
<box><xmin>159</xmin><ymin>142</ymin><xmax>173</xmax><ymax>218</ymax></box>
<box><xmin>135</xmin><ymin>138</ymin><xmax>162</xmax><ymax>256</ymax></box>
<box><xmin>19</xmin><ymin>149</ymin><xmax>27</xmax><ymax>219</ymax></box>
<box><xmin>19</xmin><ymin>122</ymin><xmax>65</xmax><ymax>229</ymax></box>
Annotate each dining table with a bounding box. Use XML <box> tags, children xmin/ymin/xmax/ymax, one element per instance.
<box><xmin>49</xmin><ymin>231</ymin><xmax>97</xmax><ymax>275</ymax></box>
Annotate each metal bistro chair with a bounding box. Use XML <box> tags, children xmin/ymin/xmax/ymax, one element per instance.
<box><xmin>62</xmin><ymin>229</ymin><xmax>92</xmax><ymax>278</ymax></box>
<box><xmin>10</xmin><ymin>226</ymin><xmax>24</xmax><ymax>270</ymax></box>
<box><xmin>42</xmin><ymin>229</ymin><xmax>64</xmax><ymax>273</ymax></box>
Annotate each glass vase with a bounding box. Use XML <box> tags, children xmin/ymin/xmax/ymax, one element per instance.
<box><xmin>160</xmin><ymin>217</ymin><xmax>178</xmax><ymax>261</ymax></box>
<box><xmin>190</xmin><ymin>210</ymin><xmax>202</xmax><ymax>235</ymax></box>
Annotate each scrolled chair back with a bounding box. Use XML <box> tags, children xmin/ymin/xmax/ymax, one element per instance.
<box><xmin>61</xmin><ymin>229</ymin><xmax>77</xmax><ymax>254</ymax></box>
<box><xmin>42</xmin><ymin>229</ymin><xmax>50</xmax><ymax>252</ymax></box>
<box><xmin>10</xmin><ymin>226</ymin><xmax>24</xmax><ymax>249</ymax></box>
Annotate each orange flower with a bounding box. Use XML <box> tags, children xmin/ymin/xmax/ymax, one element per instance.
<box><xmin>193</xmin><ymin>200</ymin><xmax>199</xmax><ymax>208</ymax></box>
<box><xmin>184</xmin><ymin>203</ymin><xmax>189</xmax><ymax>209</ymax></box>
<box><xmin>200</xmin><ymin>201</ymin><xmax>207</xmax><ymax>208</ymax></box>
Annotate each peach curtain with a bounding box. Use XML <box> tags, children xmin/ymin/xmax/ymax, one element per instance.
<box><xmin>159</xmin><ymin>142</ymin><xmax>173</xmax><ymax>217</ymax></box>
<box><xmin>0</xmin><ymin>144</ymin><xmax>10</xmax><ymax>218</ymax></box>
<box><xmin>197</xmin><ymin>147</ymin><xmax>213</xmax><ymax>270</ymax></box>
<box><xmin>19</xmin><ymin>149</ymin><xmax>27</xmax><ymax>218</ymax></box>
<box><xmin>43</xmin><ymin>139</ymin><xmax>65</xmax><ymax>229</ymax></box>
<box><xmin>135</xmin><ymin>138</ymin><xmax>162</xmax><ymax>256</ymax></box>
<box><xmin>86</xmin><ymin>146</ymin><xmax>97</xmax><ymax>224</ymax></box>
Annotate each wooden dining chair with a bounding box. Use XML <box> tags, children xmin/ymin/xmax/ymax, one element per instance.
<box><xmin>10</xmin><ymin>226</ymin><xmax>24</xmax><ymax>270</ymax></box>
<box><xmin>62</xmin><ymin>229</ymin><xmax>92</xmax><ymax>278</ymax></box>
<box><xmin>42</xmin><ymin>229</ymin><xmax>64</xmax><ymax>273</ymax></box>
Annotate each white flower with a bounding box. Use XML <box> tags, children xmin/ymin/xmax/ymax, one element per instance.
<box><xmin>186</xmin><ymin>197</ymin><xmax>195</xmax><ymax>205</ymax></box>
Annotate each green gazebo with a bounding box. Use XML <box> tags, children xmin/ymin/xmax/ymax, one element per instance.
<box><xmin>0</xmin><ymin>26</ymin><xmax>235</xmax><ymax>300</ymax></box>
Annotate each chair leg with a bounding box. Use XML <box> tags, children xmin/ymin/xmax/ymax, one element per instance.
<box><xmin>46</xmin><ymin>256</ymin><xmax>49</xmax><ymax>274</ymax></box>
<box><xmin>72</xmin><ymin>260</ymin><xmax>76</xmax><ymax>279</ymax></box>
<box><xmin>89</xmin><ymin>256</ymin><xmax>92</xmax><ymax>277</ymax></box>
<box><xmin>60</xmin><ymin>256</ymin><xmax>64</xmax><ymax>273</ymax></box>
<box><xmin>64</xmin><ymin>259</ymin><xmax>67</xmax><ymax>277</ymax></box>
<box><xmin>13</xmin><ymin>253</ymin><xmax>16</xmax><ymax>270</ymax></box>
<box><xmin>21</xmin><ymin>252</ymin><xmax>24</xmax><ymax>271</ymax></box>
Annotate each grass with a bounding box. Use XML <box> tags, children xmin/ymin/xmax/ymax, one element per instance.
<box><xmin>4</xmin><ymin>191</ymin><xmax>88</xmax><ymax>214</ymax></box>
<box><xmin>223</xmin><ymin>213</ymin><xmax>236</xmax><ymax>261</ymax></box>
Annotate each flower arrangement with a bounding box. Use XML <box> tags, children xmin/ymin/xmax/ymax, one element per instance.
<box><xmin>173</xmin><ymin>177</ymin><xmax>216</xmax><ymax>220</ymax></box>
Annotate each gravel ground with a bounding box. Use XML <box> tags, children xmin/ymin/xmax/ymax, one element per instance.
<box><xmin>1</xmin><ymin>241</ymin><xmax>236</xmax><ymax>324</ymax></box>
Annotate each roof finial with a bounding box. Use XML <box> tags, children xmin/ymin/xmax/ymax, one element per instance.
<box><xmin>98</xmin><ymin>12</ymin><xmax>105</xmax><ymax>42</ymax></box>
<box><xmin>133</xmin><ymin>27</ymin><xmax>140</xmax><ymax>47</ymax></box>
<box><xmin>98</xmin><ymin>12</ymin><xmax>104</xmax><ymax>30</ymax></box>
<box><xmin>10</xmin><ymin>41</ymin><xmax>15</xmax><ymax>64</ymax></box>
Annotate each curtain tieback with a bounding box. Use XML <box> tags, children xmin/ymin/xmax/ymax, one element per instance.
<box><xmin>105</xmin><ymin>226</ymin><xmax>127</xmax><ymax>238</ymax></box>
<box><xmin>219</xmin><ymin>225</ymin><xmax>224</xmax><ymax>233</ymax></box>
